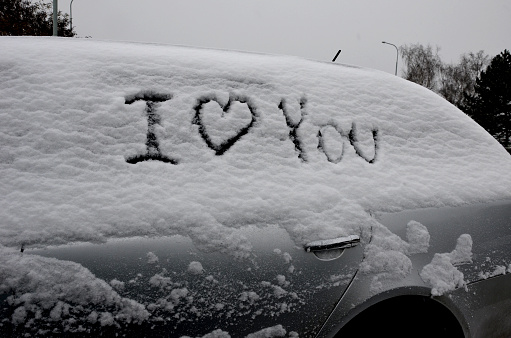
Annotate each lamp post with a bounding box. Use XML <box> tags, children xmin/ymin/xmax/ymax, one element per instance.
<box><xmin>382</xmin><ymin>41</ymin><xmax>398</xmax><ymax>76</ymax></box>
<box><xmin>53</xmin><ymin>0</ymin><xmax>58</xmax><ymax>36</ymax></box>
<box><xmin>70</xmin><ymin>0</ymin><xmax>74</xmax><ymax>33</ymax></box>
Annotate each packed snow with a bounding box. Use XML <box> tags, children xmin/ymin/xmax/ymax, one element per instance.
<box><xmin>360</xmin><ymin>222</ymin><xmax>414</xmax><ymax>292</ymax></box>
<box><xmin>406</xmin><ymin>220</ymin><xmax>430</xmax><ymax>254</ymax></box>
<box><xmin>0</xmin><ymin>245</ymin><xmax>149</xmax><ymax>331</ymax></box>
<box><xmin>1</xmin><ymin>37</ymin><xmax>511</xmax><ymax>333</ymax></box>
<box><xmin>420</xmin><ymin>234</ymin><xmax>473</xmax><ymax>295</ymax></box>
<box><xmin>449</xmin><ymin>234</ymin><xmax>473</xmax><ymax>265</ymax></box>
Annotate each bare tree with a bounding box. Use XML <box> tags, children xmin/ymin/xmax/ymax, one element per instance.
<box><xmin>400</xmin><ymin>43</ymin><xmax>442</xmax><ymax>91</ymax></box>
<box><xmin>439</xmin><ymin>51</ymin><xmax>489</xmax><ymax>109</ymax></box>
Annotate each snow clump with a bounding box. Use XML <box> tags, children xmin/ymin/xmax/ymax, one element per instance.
<box><xmin>109</xmin><ymin>278</ymin><xmax>125</xmax><ymax>291</ymax></box>
<box><xmin>0</xmin><ymin>245</ymin><xmax>149</xmax><ymax>330</ymax></box>
<box><xmin>188</xmin><ymin>261</ymin><xmax>204</xmax><ymax>274</ymax></box>
<box><xmin>146</xmin><ymin>251</ymin><xmax>159</xmax><ymax>264</ymax></box>
<box><xmin>360</xmin><ymin>224</ymin><xmax>412</xmax><ymax>292</ymax></box>
<box><xmin>449</xmin><ymin>234</ymin><xmax>473</xmax><ymax>265</ymax></box>
<box><xmin>245</xmin><ymin>324</ymin><xmax>287</xmax><ymax>338</ymax></box>
<box><xmin>478</xmin><ymin>265</ymin><xmax>508</xmax><ymax>279</ymax></box>
<box><xmin>420</xmin><ymin>234</ymin><xmax>473</xmax><ymax>295</ymax></box>
<box><xmin>406</xmin><ymin>220</ymin><xmax>430</xmax><ymax>254</ymax></box>
<box><xmin>180</xmin><ymin>329</ymin><xmax>231</xmax><ymax>338</ymax></box>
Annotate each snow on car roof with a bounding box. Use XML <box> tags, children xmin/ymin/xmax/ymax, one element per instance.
<box><xmin>1</xmin><ymin>37</ymin><xmax>510</xmax><ymax>255</ymax></box>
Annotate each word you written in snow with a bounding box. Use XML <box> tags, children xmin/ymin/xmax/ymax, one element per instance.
<box><xmin>124</xmin><ymin>91</ymin><xmax>380</xmax><ymax>165</ymax></box>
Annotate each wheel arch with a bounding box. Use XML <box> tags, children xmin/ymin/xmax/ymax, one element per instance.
<box><xmin>332</xmin><ymin>289</ymin><xmax>468</xmax><ymax>338</ymax></box>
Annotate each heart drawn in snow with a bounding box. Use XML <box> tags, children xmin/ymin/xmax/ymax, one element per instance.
<box><xmin>193</xmin><ymin>95</ymin><xmax>257</xmax><ymax>155</ymax></box>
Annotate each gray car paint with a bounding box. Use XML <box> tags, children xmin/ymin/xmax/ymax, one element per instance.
<box><xmin>2</xmin><ymin>200</ymin><xmax>509</xmax><ymax>337</ymax></box>
<box><xmin>317</xmin><ymin>199</ymin><xmax>511</xmax><ymax>338</ymax></box>
<box><xmin>5</xmin><ymin>225</ymin><xmax>364</xmax><ymax>337</ymax></box>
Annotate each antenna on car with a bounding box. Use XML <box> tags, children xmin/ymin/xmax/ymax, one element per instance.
<box><xmin>332</xmin><ymin>50</ymin><xmax>342</xmax><ymax>62</ymax></box>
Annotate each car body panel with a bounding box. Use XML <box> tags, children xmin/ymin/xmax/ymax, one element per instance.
<box><xmin>317</xmin><ymin>199</ymin><xmax>511</xmax><ymax>337</ymax></box>
<box><xmin>1</xmin><ymin>226</ymin><xmax>364</xmax><ymax>336</ymax></box>
<box><xmin>450</xmin><ymin>273</ymin><xmax>511</xmax><ymax>337</ymax></box>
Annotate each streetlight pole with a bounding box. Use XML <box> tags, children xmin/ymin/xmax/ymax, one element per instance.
<box><xmin>53</xmin><ymin>0</ymin><xmax>58</xmax><ymax>36</ymax></box>
<box><xmin>382</xmin><ymin>41</ymin><xmax>398</xmax><ymax>76</ymax></box>
<box><xmin>70</xmin><ymin>0</ymin><xmax>74</xmax><ymax>33</ymax></box>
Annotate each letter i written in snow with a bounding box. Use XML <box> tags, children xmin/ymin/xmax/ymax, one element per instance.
<box><xmin>124</xmin><ymin>92</ymin><xmax>178</xmax><ymax>165</ymax></box>
<box><xmin>279</xmin><ymin>97</ymin><xmax>307</xmax><ymax>162</ymax></box>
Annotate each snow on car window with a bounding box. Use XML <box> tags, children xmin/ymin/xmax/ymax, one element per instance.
<box><xmin>1</xmin><ymin>38</ymin><xmax>510</xmax><ymax>255</ymax></box>
<box><xmin>1</xmin><ymin>37</ymin><xmax>511</xmax><ymax>272</ymax></box>
<box><xmin>1</xmin><ymin>36</ymin><xmax>511</xmax><ymax>334</ymax></box>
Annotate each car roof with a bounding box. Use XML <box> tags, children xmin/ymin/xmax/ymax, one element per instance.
<box><xmin>1</xmin><ymin>37</ymin><xmax>511</xmax><ymax>254</ymax></box>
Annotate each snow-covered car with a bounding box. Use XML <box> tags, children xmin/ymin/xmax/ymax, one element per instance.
<box><xmin>1</xmin><ymin>37</ymin><xmax>511</xmax><ymax>337</ymax></box>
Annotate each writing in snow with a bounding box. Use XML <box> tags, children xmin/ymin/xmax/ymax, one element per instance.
<box><xmin>125</xmin><ymin>91</ymin><xmax>380</xmax><ymax>165</ymax></box>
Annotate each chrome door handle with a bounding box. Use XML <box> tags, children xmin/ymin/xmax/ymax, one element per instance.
<box><xmin>304</xmin><ymin>235</ymin><xmax>360</xmax><ymax>252</ymax></box>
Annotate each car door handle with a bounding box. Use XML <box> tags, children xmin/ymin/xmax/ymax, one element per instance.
<box><xmin>304</xmin><ymin>235</ymin><xmax>360</xmax><ymax>252</ymax></box>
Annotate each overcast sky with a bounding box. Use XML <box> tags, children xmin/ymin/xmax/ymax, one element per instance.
<box><xmin>60</xmin><ymin>0</ymin><xmax>510</xmax><ymax>75</ymax></box>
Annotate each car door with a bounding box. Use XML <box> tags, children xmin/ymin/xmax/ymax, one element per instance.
<box><xmin>2</xmin><ymin>225</ymin><xmax>364</xmax><ymax>337</ymax></box>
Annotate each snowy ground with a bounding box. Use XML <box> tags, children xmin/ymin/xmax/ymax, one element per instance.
<box><xmin>1</xmin><ymin>37</ymin><xmax>511</xmax><ymax>335</ymax></box>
